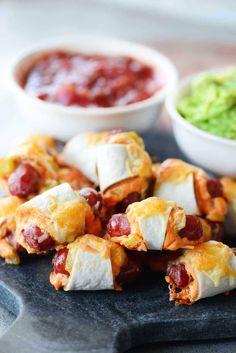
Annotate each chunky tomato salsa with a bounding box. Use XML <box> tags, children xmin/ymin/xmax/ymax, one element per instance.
<box><xmin>23</xmin><ymin>51</ymin><xmax>161</xmax><ymax>108</ymax></box>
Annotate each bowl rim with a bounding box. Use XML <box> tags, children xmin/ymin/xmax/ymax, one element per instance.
<box><xmin>9</xmin><ymin>35</ymin><xmax>178</xmax><ymax>116</ymax></box>
<box><xmin>166</xmin><ymin>66</ymin><xmax>236</xmax><ymax>147</ymax></box>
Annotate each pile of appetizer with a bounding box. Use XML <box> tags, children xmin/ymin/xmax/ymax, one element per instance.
<box><xmin>1</xmin><ymin>130</ymin><xmax>236</xmax><ymax>305</ymax></box>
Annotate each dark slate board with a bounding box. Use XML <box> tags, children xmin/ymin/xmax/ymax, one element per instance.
<box><xmin>1</xmin><ymin>131</ymin><xmax>236</xmax><ymax>353</ymax></box>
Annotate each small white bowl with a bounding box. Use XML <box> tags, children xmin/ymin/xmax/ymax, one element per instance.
<box><xmin>10</xmin><ymin>36</ymin><xmax>178</xmax><ymax>141</ymax></box>
<box><xmin>166</xmin><ymin>69</ymin><xmax>236</xmax><ymax>177</ymax></box>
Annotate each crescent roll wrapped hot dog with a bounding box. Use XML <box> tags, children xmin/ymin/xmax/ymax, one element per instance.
<box><xmin>62</xmin><ymin>131</ymin><xmax>153</xmax><ymax>208</ymax></box>
<box><xmin>96</xmin><ymin>131</ymin><xmax>152</xmax><ymax>207</ymax></box>
<box><xmin>107</xmin><ymin>197</ymin><xmax>212</xmax><ymax>251</ymax></box>
<box><xmin>220</xmin><ymin>177</ymin><xmax>236</xmax><ymax>237</ymax></box>
<box><xmin>0</xmin><ymin>196</ymin><xmax>23</xmax><ymax>264</ymax></box>
<box><xmin>166</xmin><ymin>241</ymin><xmax>236</xmax><ymax>305</ymax></box>
<box><xmin>50</xmin><ymin>234</ymin><xmax>142</xmax><ymax>291</ymax></box>
<box><xmin>0</xmin><ymin>138</ymin><xmax>59</xmax><ymax>198</ymax></box>
<box><xmin>61</xmin><ymin>131</ymin><xmax>110</xmax><ymax>184</ymax></box>
<box><xmin>24</xmin><ymin>134</ymin><xmax>93</xmax><ymax>190</ymax></box>
<box><xmin>15</xmin><ymin>183</ymin><xmax>101</xmax><ymax>254</ymax></box>
<box><xmin>153</xmin><ymin>159</ymin><xmax>227</xmax><ymax>222</ymax></box>
<box><xmin>0</xmin><ymin>134</ymin><xmax>92</xmax><ymax>196</ymax></box>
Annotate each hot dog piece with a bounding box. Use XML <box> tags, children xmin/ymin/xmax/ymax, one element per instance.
<box><xmin>207</xmin><ymin>221</ymin><xmax>225</xmax><ymax>242</ymax></box>
<box><xmin>8</xmin><ymin>163</ymin><xmax>40</xmax><ymax>198</ymax></box>
<box><xmin>166</xmin><ymin>241</ymin><xmax>236</xmax><ymax>305</ymax></box>
<box><xmin>153</xmin><ymin>159</ymin><xmax>227</xmax><ymax>222</ymax></box>
<box><xmin>178</xmin><ymin>215</ymin><xmax>203</xmax><ymax>240</ymax></box>
<box><xmin>107</xmin><ymin>197</ymin><xmax>211</xmax><ymax>251</ymax></box>
<box><xmin>107</xmin><ymin>214</ymin><xmax>131</xmax><ymax>237</ymax></box>
<box><xmin>207</xmin><ymin>179</ymin><xmax>223</xmax><ymax>198</ymax></box>
<box><xmin>50</xmin><ymin>234</ymin><xmax>142</xmax><ymax>291</ymax></box>
<box><xmin>115</xmin><ymin>192</ymin><xmax>141</xmax><ymax>213</ymax></box>
<box><xmin>0</xmin><ymin>138</ymin><xmax>59</xmax><ymax>198</ymax></box>
<box><xmin>167</xmin><ymin>263</ymin><xmax>190</xmax><ymax>289</ymax></box>
<box><xmin>220</xmin><ymin>177</ymin><xmax>236</xmax><ymax>237</ymax></box>
<box><xmin>15</xmin><ymin>183</ymin><xmax>101</xmax><ymax>254</ymax></box>
<box><xmin>116</xmin><ymin>255</ymin><xmax>143</xmax><ymax>286</ymax></box>
<box><xmin>22</xmin><ymin>225</ymin><xmax>55</xmax><ymax>252</ymax></box>
<box><xmin>52</xmin><ymin>248</ymin><xmax>69</xmax><ymax>276</ymax></box>
<box><xmin>78</xmin><ymin>187</ymin><xmax>102</xmax><ymax>212</ymax></box>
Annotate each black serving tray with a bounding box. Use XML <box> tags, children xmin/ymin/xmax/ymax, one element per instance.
<box><xmin>1</xmin><ymin>131</ymin><xmax>236</xmax><ymax>353</ymax></box>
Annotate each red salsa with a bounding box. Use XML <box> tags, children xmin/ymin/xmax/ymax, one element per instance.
<box><xmin>24</xmin><ymin>51</ymin><xmax>161</xmax><ymax>108</ymax></box>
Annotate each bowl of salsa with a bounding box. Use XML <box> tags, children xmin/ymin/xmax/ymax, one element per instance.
<box><xmin>10</xmin><ymin>36</ymin><xmax>177</xmax><ymax>140</ymax></box>
<box><xmin>24</xmin><ymin>51</ymin><xmax>159</xmax><ymax>108</ymax></box>
<box><xmin>166</xmin><ymin>67</ymin><xmax>236</xmax><ymax>177</ymax></box>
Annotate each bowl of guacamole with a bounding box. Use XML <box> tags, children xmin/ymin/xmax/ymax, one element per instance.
<box><xmin>166</xmin><ymin>67</ymin><xmax>236</xmax><ymax>177</ymax></box>
<box><xmin>177</xmin><ymin>68</ymin><xmax>236</xmax><ymax>140</ymax></box>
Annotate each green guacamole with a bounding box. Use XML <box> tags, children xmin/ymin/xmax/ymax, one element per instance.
<box><xmin>177</xmin><ymin>68</ymin><xmax>236</xmax><ymax>140</ymax></box>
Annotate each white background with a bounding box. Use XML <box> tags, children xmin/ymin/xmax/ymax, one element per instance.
<box><xmin>0</xmin><ymin>0</ymin><xmax>236</xmax><ymax>153</ymax></box>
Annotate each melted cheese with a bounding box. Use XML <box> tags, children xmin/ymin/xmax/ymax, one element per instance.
<box><xmin>221</xmin><ymin>177</ymin><xmax>236</xmax><ymax>201</ymax></box>
<box><xmin>86</xmin><ymin>132</ymin><xmax>110</xmax><ymax>145</ymax></box>
<box><xmin>0</xmin><ymin>158</ymin><xmax>15</xmax><ymax>177</ymax></box>
<box><xmin>156</xmin><ymin>159</ymin><xmax>196</xmax><ymax>184</ymax></box>
<box><xmin>126</xmin><ymin>144</ymin><xmax>152</xmax><ymax>178</ymax></box>
<box><xmin>16</xmin><ymin>183</ymin><xmax>89</xmax><ymax>245</ymax></box>
<box><xmin>107</xmin><ymin>131</ymin><xmax>144</xmax><ymax>147</ymax></box>
<box><xmin>0</xmin><ymin>197</ymin><xmax>22</xmax><ymax>224</ymax></box>
<box><xmin>67</xmin><ymin>235</ymin><xmax>110</xmax><ymax>262</ymax></box>
<box><xmin>127</xmin><ymin>197</ymin><xmax>176</xmax><ymax>219</ymax></box>
<box><xmin>22</xmin><ymin>134</ymin><xmax>56</xmax><ymax>150</ymax></box>
<box><xmin>181</xmin><ymin>242</ymin><xmax>236</xmax><ymax>276</ymax></box>
<box><xmin>110</xmin><ymin>241</ymin><xmax>127</xmax><ymax>279</ymax></box>
<box><xmin>57</xmin><ymin>166</ymin><xmax>92</xmax><ymax>190</ymax></box>
<box><xmin>51</xmin><ymin>200</ymin><xmax>87</xmax><ymax>242</ymax></box>
<box><xmin>8</xmin><ymin>141</ymin><xmax>58</xmax><ymax>176</ymax></box>
<box><xmin>180</xmin><ymin>241</ymin><xmax>236</xmax><ymax>300</ymax></box>
<box><xmin>126</xmin><ymin>197</ymin><xmax>176</xmax><ymax>250</ymax></box>
<box><xmin>65</xmin><ymin>234</ymin><xmax>126</xmax><ymax>291</ymax></box>
<box><xmin>112</xmin><ymin>233</ymin><xmax>146</xmax><ymax>252</ymax></box>
<box><xmin>26</xmin><ymin>182</ymin><xmax>85</xmax><ymax>213</ymax></box>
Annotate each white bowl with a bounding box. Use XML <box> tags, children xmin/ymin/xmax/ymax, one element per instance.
<box><xmin>10</xmin><ymin>36</ymin><xmax>178</xmax><ymax>141</ymax></box>
<box><xmin>166</xmin><ymin>69</ymin><xmax>236</xmax><ymax>177</ymax></box>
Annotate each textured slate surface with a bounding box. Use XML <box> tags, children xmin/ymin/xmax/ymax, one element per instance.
<box><xmin>0</xmin><ymin>131</ymin><xmax>236</xmax><ymax>353</ymax></box>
